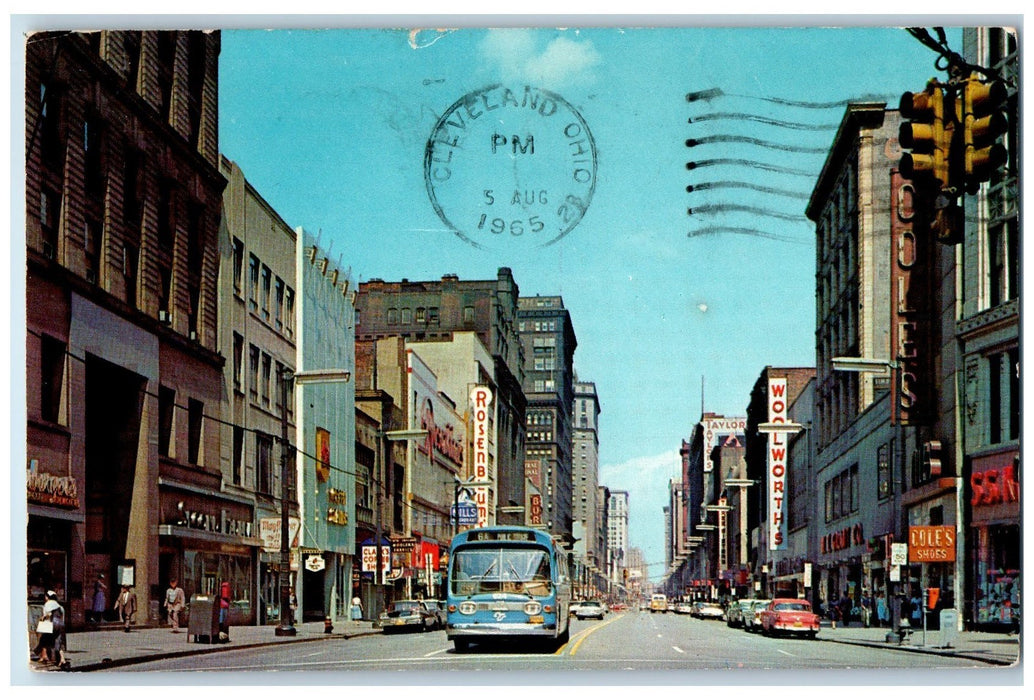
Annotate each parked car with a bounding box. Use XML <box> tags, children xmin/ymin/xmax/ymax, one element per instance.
<box><xmin>743</xmin><ymin>599</ymin><xmax>771</xmax><ymax>632</ymax></box>
<box><xmin>760</xmin><ymin>598</ymin><xmax>821</xmax><ymax>638</ymax></box>
<box><xmin>422</xmin><ymin>600</ymin><xmax>447</xmax><ymax>630</ymax></box>
<box><xmin>376</xmin><ymin>600</ymin><xmax>436</xmax><ymax>633</ymax></box>
<box><xmin>675</xmin><ymin>602</ymin><xmax>695</xmax><ymax>615</ymax></box>
<box><xmin>570</xmin><ymin>600</ymin><xmax>587</xmax><ymax>617</ymax></box>
<box><xmin>610</xmin><ymin>603</ymin><xmax>628</xmax><ymax>612</ymax></box>
<box><xmin>576</xmin><ymin>600</ymin><xmax>606</xmax><ymax>620</ymax></box>
<box><xmin>695</xmin><ymin>601</ymin><xmax>725</xmax><ymax>620</ymax></box>
<box><xmin>726</xmin><ymin>599</ymin><xmax>757</xmax><ymax>628</ymax></box>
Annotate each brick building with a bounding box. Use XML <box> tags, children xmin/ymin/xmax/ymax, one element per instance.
<box><xmin>26</xmin><ymin>30</ymin><xmax>227</xmax><ymax>627</ymax></box>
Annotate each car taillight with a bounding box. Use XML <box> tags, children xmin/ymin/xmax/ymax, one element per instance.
<box><xmin>458</xmin><ymin>601</ymin><xmax>477</xmax><ymax>615</ymax></box>
<box><xmin>524</xmin><ymin>601</ymin><xmax>542</xmax><ymax>615</ymax></box>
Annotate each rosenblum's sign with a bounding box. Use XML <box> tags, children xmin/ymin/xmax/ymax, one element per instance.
<box><xmin>470</xmin><ymin>386</ymin><xmax>493</xmax><ymax>482</ymax></box>
<box><xmin>909</xmin><ymin>526</ymin><xmax>956</xmax><ymax>563</ymax></box>
<box><xmin>27</xmin><ymin>460</ymin><xmax>80</xmax><ymax>509</ymax></box>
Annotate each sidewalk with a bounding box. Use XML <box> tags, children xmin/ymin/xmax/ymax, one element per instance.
<box><xmin>815</xmin><ymin>620</ymin><xmax>1021</xmax><ymax>667</ymax></box>
<box><xmin>27</xmin><ymin>619</ymin><xmax>383</xmax><ymax>673</ymax></box>
<box><xmin>26</xmin><ymin>617</ymin><xmax>1020</xmax><ymax>673</ymax></box>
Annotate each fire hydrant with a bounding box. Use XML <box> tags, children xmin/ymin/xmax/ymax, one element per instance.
<box><xmin>324</xmin><ymin>616</ymin><xmax>334</xmax><ymax>634</ymax></box>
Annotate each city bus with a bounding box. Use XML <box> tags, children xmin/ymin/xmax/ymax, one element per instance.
<box><xmin>445</xmin><ymin>526</ymin><xmax>571</xmax><ymax>652</ymax></box>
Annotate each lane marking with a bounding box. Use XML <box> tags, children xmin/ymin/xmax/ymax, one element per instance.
<box><xmin>672</xmin><ymin>646</ymin><xmax>685</xmax><ymax>654</ymax></box>
<box><xmin>567</xmin><ymin>613</ymin><xmax>625</xmax><ymax>656</ymax></box>
<box><xmin>424</xmin><ymin>647</ymin><xmax>449</xmax><ymax>657</ymax></box>
<box><xmin>777</xmin><ymin>649</ymin><xmax>796</xmax><ymax>657</ymax></box>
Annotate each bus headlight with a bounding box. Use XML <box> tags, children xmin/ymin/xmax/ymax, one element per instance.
<box><xmin>458</xmin><ymin>601</ymin><xmax>477</xmax><ymax>615</ymax></box>
<box><xmin>523</xmin><ymin>601</ymin><xmax>542</xmax><ymax>615</ymax></box>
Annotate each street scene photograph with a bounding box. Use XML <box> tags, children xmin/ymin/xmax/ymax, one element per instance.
<box><xmin>11</xmin><ymin>10</ymin><xmax>1023</xmax><ymax>689</ymax></box>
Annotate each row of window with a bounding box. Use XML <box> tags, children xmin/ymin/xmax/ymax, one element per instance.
<box><xmin>518</xmin><ymin>320</ymin><xmax>557</xmax><ymax>332</ymax></box>
<box><xmin>824</xmin><ymin>464</ymin><xmax>859</xmax><ymax>523</ymax></box>
<box><xmin>232</xmin><ymin>239</ymin><xmax>295</xmax><ymax>337</ymax></box>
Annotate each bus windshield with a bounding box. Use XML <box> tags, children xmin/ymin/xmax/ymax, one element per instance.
<box><xmin>451</xmin><ymin>546</ymin><xmax>552</xmax><ymax>596</ymax></box>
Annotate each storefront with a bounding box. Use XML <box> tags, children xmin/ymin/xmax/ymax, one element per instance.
<box><xmin>27</xmin><ymin>462</ymin><xmax>81</xmax><ymax>622</ymax></box>
<box><xmin>967</xmin><ymin>450</ymin><xmax>1020</xmax><ymax>630</ymax></box>
<box><xmin>159</xmin><ymin>482</ymin><xmax>262</xmax><ymax>626</ymax></box>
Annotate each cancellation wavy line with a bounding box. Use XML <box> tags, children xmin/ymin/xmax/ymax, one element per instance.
<box><xmin>684</xmin><ymin>134</ymin><xmax>829</xmax><ymax>154</ymax></box>
<box><xmin>684</xmin><ymin>158</ymin><xmax>815</xmax><ymax>178</ymax></box>
<box><xmin>685</xmin><ymin>87</ymin><xmax>900</xmax><ymax>108</ymax></box>
<box><xmin>687</xmin><ymin>112</ymin><xmax>839</xmax><ymax>130</ymax></box>
<box><xmin>686</xmin><ymin>226</ymin><xmax>810</xmax><ymax>244</ymax></box>
<box><xmin>686</xmin><ymin>203</ymin><xmax>810</xmax><ymax>222</ymax></box>
<box><xmin>684</xmin><ymin>181</ymin><xmax>811</xmax><ymax>199</ymax></box>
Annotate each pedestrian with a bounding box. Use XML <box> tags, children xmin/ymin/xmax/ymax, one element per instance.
<box><xmin>876</xmin><ymin>592</ymin><xmax>889</xmax><ymax>628</ymax></box>
<box><xmin>910</xmin><ymin>592</ymin><xmax>923</xmax><ymax>627</ymax></box>
<box><xmin>48</xmin><ymin>591</ymin><xmax>70</xmax><ymax>670</ymax></box>
<box><xmin>351</xmin><ymin>595</ymin><xmax>363</xmax><ymax>625</ymax></box>
<box><xmin>838</xmin><ymin>592</ymin><xmax>852</xmax><ymax>627</ymax></box>
<box><xmin>114</xmin><ymin>584</ymin><xmax>137</xmax><ymax>632</ymax></box>
<box><xmin>828</xmin><ymin>597</ymin><xmax>841</xmax><ymax>629</ymax></box>
<box><xmin>32</xmin><ymin>592</ymin><xmax>57</xmax><ymax>665</ymax></box>
<box><xmin>164</xmin><ymin>578</ymin><xmax>185</xmax><ymax>632</ymax></box>
<box><xmin>89</xmin><ymin>573</ymin><xmax>107</xmax><ymax>624</ymax></box>
<box><xmin>288</xmin><ymin>588</ymin><xmax>298</xmax><ymax>626</ymax></box>
<box><xmin>218</xmin><ymin>580</ymin><xmax>231</xmax><ymax>641</ymax></box>
<box><xmin>860</xmin><ymin>590</ymin><xmax>873</xmax><ymax>628</ymax></box>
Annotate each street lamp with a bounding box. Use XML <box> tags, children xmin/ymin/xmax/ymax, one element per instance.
<box><xmin>276</xmin><ymin>367</ymin><xmax>351</xmax><ymax>637</ymax></box>
<box><xmin>371</xmin><ymin>427</ymin><xmax>429</xmax><ymax>621</ymax></box>
<box><xmin>832</xmin><ymin>356</ymin><xmax>904</xmax><ymax>644</ymax></box>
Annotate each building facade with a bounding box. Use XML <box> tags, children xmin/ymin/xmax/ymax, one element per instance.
<box><xmin>958</xmin><ymin>27</ymin><xmax>1020</xmax><ymax>631</ymax></box>
<box><xmin>607</xmin><ymin>490</ymin><xmax>630</xmax><ymax>589</ymax></box>
<box><xmin>517</xmin><ymin>296</ymin><xmax>578</xmax><ymax>542</ymax></box>
<box><xmin>572</xmin><ymin>381</ymin><xmax>602</xmax><ymax>571</ymax></box>
<box><xmin>26</xmin><ymin>30</ymin><xmax>227</xmax><ymax>628</ymax></box>
<box><xmin>354</xmin><ymin>269</ymin><xmax>527</xmax><ymax>527</ymax></box>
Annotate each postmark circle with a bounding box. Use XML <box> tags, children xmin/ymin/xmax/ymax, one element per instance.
<box><xmin>424</xmin><ymin>85</ymin><xmax>597</xmax><ymax>251</ymax></box>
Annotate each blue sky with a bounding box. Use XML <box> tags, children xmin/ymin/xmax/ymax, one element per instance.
<box><xmin>219</xmin><ymin>24</ymin><xmax>960</xmax><ymax>578</ymax></box>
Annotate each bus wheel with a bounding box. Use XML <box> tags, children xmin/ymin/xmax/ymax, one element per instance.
<box><xmin>453</xmin><ymin>639</ymin><xmax>470</xmax><ymax>653</ymax></box>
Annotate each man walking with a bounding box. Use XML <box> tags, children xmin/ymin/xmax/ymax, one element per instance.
<box><xmin>165</xmin><ymin>578</ymin><xmax>186</xmax><ymax>632</ymax></box>
<box><xmin>114</xmin><ymin>585</ymin><xmax>138</xmax><ymax>632</ymax></box>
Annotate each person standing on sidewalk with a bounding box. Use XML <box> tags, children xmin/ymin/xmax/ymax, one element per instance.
<box><xmin>351</xmin><ymin>596</ymin><xmax>363</xmax><ymax>625</ymax></box>
<box><xmin>89</xmin><ymin>574</ymin><xmax>107</xmax><ymax>625</ymax></box>
<box><xmin>114</xmin><ymin>585</ymin><xmax>137</xmax><ymax>632</ymax></box>
<box><xmin>164</xmin><ymin>578</ymin><xmax>185</xmax><ymax>632</ymax></box>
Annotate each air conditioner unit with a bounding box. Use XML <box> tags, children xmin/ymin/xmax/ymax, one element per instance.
<box><xmin>189</xmin><ymin>330</ymin><xmax>198</xmax><ymax>341</ymax></box>
<box><xmin>42</xmin><ymin>241</ymin><xmax>55</xmax><ymax>259</ymax></box>
<box><xmin>158</xmin><ymin>310</ymin><xmax>172</xmax><ymax>324</ymax></box>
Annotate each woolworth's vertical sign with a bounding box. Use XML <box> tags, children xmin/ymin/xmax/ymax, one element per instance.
<box><xmin>767</xmin><ymin>377</ymin><xmax>788</xmax><ymax>550</ymax></box>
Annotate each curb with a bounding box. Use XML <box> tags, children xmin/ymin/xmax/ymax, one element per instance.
<box><xmin>71</xmin><ymin>629</ymin><xmax>383</xmax><ymax>673</ymax></box>
<box><xmin>822</xmin><ymin>636</ymin><xmax>1017</xmax><ymax>667</ymax></box>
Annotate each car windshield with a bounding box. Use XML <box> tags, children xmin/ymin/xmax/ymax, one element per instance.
<box><xmin>774</xmin><ymin>602</ymin><xmax>810</xmax><ymax>612</ymax></box>
<box><xmin>391</xmin><ymin>602</ymin><xmax>422</xmax><ymax>613</ymax></box>
<box><xmin>451</xmin><ymin>546</ymin><xmax>552</xmax><ymax>596</ymax></box>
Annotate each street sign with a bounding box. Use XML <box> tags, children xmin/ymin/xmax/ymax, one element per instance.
<box><xmin>452</xmin><ymin>501</ymin><xmax>478</xmax><ymax>525</ymax></box>
<box><xmin>891</xmin><ymin>543</ymin><xmax>908</xmax><ymax>566</ymax></box>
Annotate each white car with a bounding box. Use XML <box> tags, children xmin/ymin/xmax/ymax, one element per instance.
<box><xmin>575</xmin><ymin>601</ymin><xmax>606</xmax><ymax>620</ymax></box>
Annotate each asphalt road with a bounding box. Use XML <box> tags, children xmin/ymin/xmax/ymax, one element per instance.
<box><xmin>122</xmin><ymin>610</ymin><xmax>1000</xmax><ymax>680</ymax></box>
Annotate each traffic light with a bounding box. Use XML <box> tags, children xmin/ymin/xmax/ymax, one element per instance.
<box><xmin>921</xmin><ymin>440</ymin><xmax>943</xmax><ymax>479</ymax></box>
<box><xmin>899</xmin><ymin>83</ymin><xmax>951</xmax><ymax>187</ymax></box>
<box><xmin>961</xmin><ymin>73</ymin><xmax>1009</xmax><ymax>192</ymax></box>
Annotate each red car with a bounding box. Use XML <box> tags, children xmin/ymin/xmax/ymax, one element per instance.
<box><xmin>759</xmin><ymin>598</ymin><xmax>820</xmax><ymax>638</ymax></box>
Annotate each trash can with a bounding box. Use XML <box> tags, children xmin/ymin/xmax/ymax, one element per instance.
<box><xmin>939</xmin><ymin>609</ymin><xmax>959</xmax><ymax>648</ymax></box>
<box><xmin>187</xmin><ymin>594</ymin><xmax>220</xmax><ymax>644</ymax></box>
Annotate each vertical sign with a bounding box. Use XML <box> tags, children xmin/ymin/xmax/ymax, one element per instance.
<box><xmin>529</xmin><ymin>493</ymin><xmax>543</xmax><ymax>525</ymax></box>
<box><xmin>474</xmin><ymin>485</ymin><xmax>490</xmax><ymax>528</ymax></box>
<box><xmin>315</xmin><ymin>427</ymin><xmax>331</xmax><ymax>482</ymax></box>
<box><xmin>470</xmin><ymin>386</ymin><xmax>493</xmax><ymax>483</ymax></box>
<box><xmin>717</xmin><ymin>496</ymin><xmax>728</xmax><ymax>573</ymax></box>
<box><xmin>767</xmin><ymin>377</ymin><xmax>788</xmax><ymax>550</ymax></box>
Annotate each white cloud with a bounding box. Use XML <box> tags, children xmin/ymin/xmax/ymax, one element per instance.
<box><xmin>479</xmin><ymin>29</ymin><xmax>601</xmax><ymax>89</ymax></box>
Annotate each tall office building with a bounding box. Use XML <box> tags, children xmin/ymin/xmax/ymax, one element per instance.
<box><xmin>572</xmin><ymin>381</ymin><xmax>602</xmax><ymax>568</ymax></box>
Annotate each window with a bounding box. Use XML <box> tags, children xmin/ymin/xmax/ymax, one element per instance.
<box><xmin>248</xmin><ymin>254</ymin><xmax>259</xmax><ymax>311</ymax></box>
<box><xmin>877</xmin><ymin>443</ymin><xmax>891</xmax><ymax>500</ymax></box>
<box><xmin>39</xmin><ymin>80</ymin><xmax>64</xmax><ymax>170</ymax></box>
<box><xmin>401</xmin><ymin>308</ymin><xmax>412</xmax><ymax>324</ymax></box>
<box><xmin>988</xmin><ymin>219</ymin><xmax>1018</xmax><ymax>307</ymax></box>
<box><xmin>274</xmin><ymin>362</ymin><xmax>284</xmax><ymax>414</ymax></box>
<box><xmin>83</xmin><ymin>114</ymin><xmax>104</xmax><ymax>200</ymax></box>
<box><xmin>256</xmin><ymin>432</ymin><xmax>274</xmax><ymax>495</ymax></box>
<box><xmin>157</xmin><ymin>31</ymin><xmax>176</xmax><ymax>122</ymax></box>
<box><xmin>284</xmin><ymin>287</ymin><xmax>295</xmax><ymax>338</ymax></box>
<box><xmin>185</xmin><ymin>31</ymin><xmax>206</xmax><ymax>148</ymax></box>
<box><xmin>39</xmin><ymin>186</ymin><xmax>59</xmax><ymax>257</ymax></box>
<box><xmin>989</xmin><ymin>347</ymin><xmax>1020</xmax><ymax>444</ymax></box>
<box><xmin>187</xmin><ymin>399</ymin><xmax>203</xmax><ymax>465</ymax></box>
<box><xmin>249</xmin><ymin>344</ymin><xmax>259</xmax><ymax>399</ymax></box>
<box><xmin>274</xmin><ymin>278</ymin><xmax>284</xmax><ymax>331</ymax></box>
<box><xmin>123</xmin><ymin>31</ymin><xmax>142</xmax><ymax>92</ymax></box>
<box><xmin>40</xmin><ymin>335</ymin><xmax>65</xmax><ymax>424</ymax></box>
<box><xmin>123</xmin><ymin>243</ymin><xmax>138</xmax><ymax>308</ymax></box>
<box><xmin>416</xmin><ymin>307</ymin><xmax>426</xmax><ymax>323</ymax></box>
<box><xmin>463</xmin><ymin>306</ymin><xmax>474</xmax><ymax>323</ymax></box>
<box><xmin>232</xmin><ymin>238</ymin><xmax>244</xmax><ymax>294</ymax></box>
<box><xmin>261</xmin><ymin>265</ymin><xmax>272</xmax><ymax>321</ymax></box>
<box><xmin>158</xmin><ymin>385</ymin><xmax>175</xmax><ymax>458</ymax></box>
<box><xmin>122</xmin><ymin>147</ymin><xmax>141</xmax><ymax>227</ymax></box>
<box><xmin>157</xmin><ymin>180</ymin><xmax>174</xmax><ymax>251</ymax></box>
<box><xmin>232</xmin><ymin>426</ymin><xmax>244</xmax><ymax>485</ymax></box>
<box><xmin>84</xmin><ymin>218</ymin><xmax>101</xmax><ymax>284</ymax></box>
<box><xmin>387</xmin><ymin>308</ymin><xmax>398</xmax><ymax>325</ymax></box>
<box><xmin>232</xmin><ymin>332</ymin><xmax>244</xmax><ymax>392</ymax></box>
<box><xmin>261</xmin><ymin>353</ymin><xmax>272</xmax><ymax>407</ymax></box>
<box><xmin>428</xmin><ymin>307</ymin><xmax>439</xmax><ymax>323</ymax></box>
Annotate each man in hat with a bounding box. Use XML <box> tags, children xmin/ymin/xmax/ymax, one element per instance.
<box><xmin>114</xmin><ymin>584</ymin><xmax>138</xmax><ymax>632</ymax></box>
